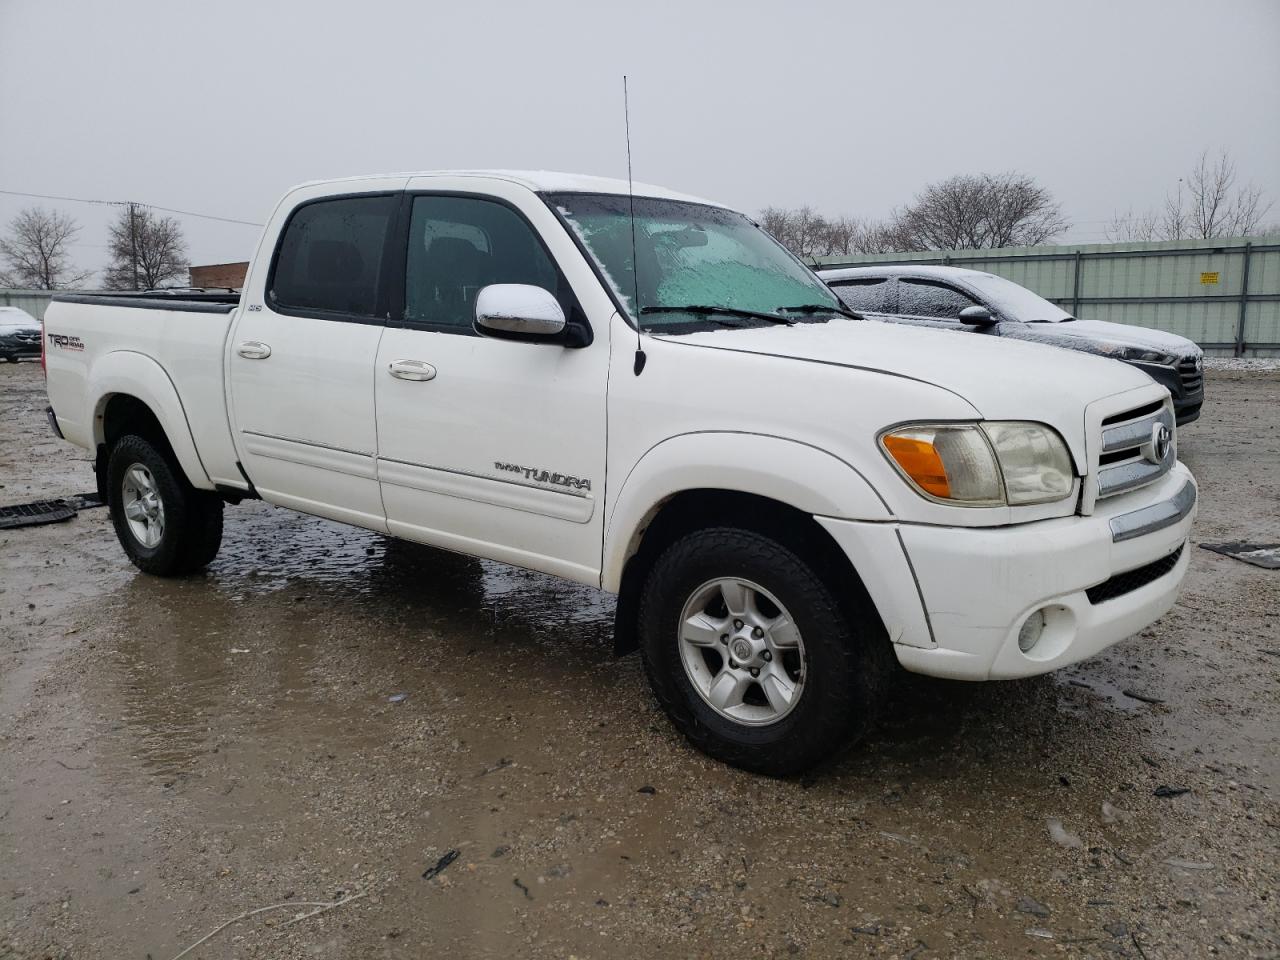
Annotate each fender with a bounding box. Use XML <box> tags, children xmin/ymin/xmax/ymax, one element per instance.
<box><xmin>601</xmin><ymin>431</ymin><xmax>893</xmax><ymax>591</ymax></box>
<box><xmin>87</xmin><ymin>350</ymin><xmax>214</xmax><ymax>490</ymax></box>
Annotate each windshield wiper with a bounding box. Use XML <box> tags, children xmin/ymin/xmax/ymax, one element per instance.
<box><xmin>640</xmin><ymin>305</ymin><xmax>795</xmax><ymax>326</ymax></box>
<box><xmin>776</xmin><ymin>303</ymin><xmax>864</xmax><ymax>321</ymax></box>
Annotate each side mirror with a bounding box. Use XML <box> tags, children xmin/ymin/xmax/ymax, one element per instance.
<box><xmin>475</xmin><ymin>284</ymin><xmax>566</xmax><ymax>340</ymax></box>
<box><xmin>958</xmin><ymin>305</ymin><xmax>996</xmax><ymax>325</ymax></box>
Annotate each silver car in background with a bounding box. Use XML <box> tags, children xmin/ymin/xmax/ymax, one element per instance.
<box><xmin>820</xmin><ymin>265</ymin><xmax>1205</xmax><ymax>424</ymax></box>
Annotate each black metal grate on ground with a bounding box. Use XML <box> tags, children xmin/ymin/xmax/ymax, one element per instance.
<box><xmin>0</xmin><ymin>492</ymin><xmax>105</xmax><ymax>530</ymax></box>
<box><xmin>1200</xmin><ymin>542</ymin><xmax>1280</xmax><ymax>570</ymax></box>
<box><xmin>1087</xmin><ymin>543</ymin><xmax>1185</xmax><ymax>604</ymax></box>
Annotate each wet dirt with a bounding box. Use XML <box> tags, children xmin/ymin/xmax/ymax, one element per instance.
<box><xmin>2</xmin><ymin>361</ymin><xmax>1277</xmax><ymax>958</ymax></box>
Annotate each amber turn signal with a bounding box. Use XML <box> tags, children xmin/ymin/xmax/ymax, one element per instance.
<box><xmin>882</xmin><ymin>434</ymin><xmax>951</xmax><ymax>498</ymax></box>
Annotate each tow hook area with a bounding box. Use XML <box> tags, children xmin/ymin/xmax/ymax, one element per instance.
<box><xmin>45</xmin><ymin>406</ymin><xmax>63</xmax><ymax>439</ymax></box>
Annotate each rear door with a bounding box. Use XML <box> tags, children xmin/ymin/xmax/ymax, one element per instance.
<box><xmin>373</xmin><ymin>179</ymin><xmax>611</xmax><ymax>586</ymax></box>
<box><xmin>227</xmin><ymin>183</ymin><xmax>404</xmax><ymax>530</ymax></box>
<box><xmin>827</xmin><ymin>276</ymin><xmax>897</xmax><ymax>317</ymax></box>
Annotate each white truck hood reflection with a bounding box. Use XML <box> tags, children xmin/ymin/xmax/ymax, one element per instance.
<box><xmin>655</xmin><ymin>318</ymin><xmax>1157</xmax><ymax>437</ymax></box>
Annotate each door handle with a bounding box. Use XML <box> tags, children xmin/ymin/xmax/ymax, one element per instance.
<box><xmin>388</xmin><ymin>359</ymin><xmax>437</xmax><ymax>381</ymax></box>
<box><xmin>237</xmin><ymin>340</ymin><xmax>272</xmax><ymax>360</ymax></box>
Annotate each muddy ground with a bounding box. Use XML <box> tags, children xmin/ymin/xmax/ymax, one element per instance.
<box><xmin>1</xmin><ymin>360</ymin><xmax>1277</xmax><ymax>959</ymax></box>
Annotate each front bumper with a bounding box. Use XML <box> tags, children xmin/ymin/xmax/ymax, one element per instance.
<box><xmin>1</xmin><ymin>338</ymin><xmax>41</xmax><ymax>359</ymax></box>
<box><xmin>820</xmin><ymin>464</ymin><xmax>1196</xmax><ymax>681</ymax></box>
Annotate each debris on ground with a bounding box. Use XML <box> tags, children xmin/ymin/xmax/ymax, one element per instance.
<box><xmin>0</xmin><ymin>491</ymin><xmax>103</xmax><ymax>530</ymax></box>
<box><xmin>1016</xmin><ymin>896</ymin><xmax>1051</xmax><ymax>917</ymax></box>
<box><xmin>422</xmin><ymin>849</ymin><xmax>459</xmax><ymax>880</ymax></box>
<box><xmin>1046</xmin><ymin>818</ymin><xmax>1083</xmax><ymax>849</ymax></box>
<box><xmin>1153</xmin><ymin>785</ymin><xmax>1191</xmax><ymax>798</ymax></box>
<box><xmin>1101</xmin><ymin>801</ymin><xmax>1134</xmax><ymax>824</ymax></box>
<box><xmin>1122</xmin><ymin>688</ymin><xmax>1165</xmax><ymax>704</ymax></box>
<box><xmin>1200</xmin><ymin>541</ymin><xmax>1280</xmax><ymax>570</ymax></box>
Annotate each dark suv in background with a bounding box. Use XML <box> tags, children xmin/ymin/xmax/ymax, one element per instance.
<box><xmin>0</xmin><ymin>306</ymin><xmax>42</xmax><ymax>363</ymax></box>
<box><xmin>819</xmin><ymin>265</ymin><xmax>1204</xmax><ymax>424</ymax></box>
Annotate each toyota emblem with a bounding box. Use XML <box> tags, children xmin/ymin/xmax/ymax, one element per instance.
<box><xmin>1150</xmin><ymin>423</ymin><xmax>1172</xmax><ymax>463</ymax></box>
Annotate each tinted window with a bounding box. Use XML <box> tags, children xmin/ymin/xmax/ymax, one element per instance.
<box><xmin>270</xmin><ymin>195</ymin><xmax>396</xmax><ymax>317</ymax></box>
<box><xmin>898</xmin><ymin>279</ymin><xmax>979</xmax><ymax>319</ymax></box>
<box><xmin>404</xmin><ymin>196</ymin><xmax>561</xmax><ymax>330</ymax></box>
<box><xmin>829</xmin><ymin>278</ymin><xmax>894</xmax><ymax>313</ymax></box>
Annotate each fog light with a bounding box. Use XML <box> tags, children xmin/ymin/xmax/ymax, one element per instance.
<box><xmin>1018</xmin><ymin>609</ymin><xmax>1047</xmax><ymax>653</ymax></box>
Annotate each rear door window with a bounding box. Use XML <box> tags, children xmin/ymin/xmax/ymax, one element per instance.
<box><xmin>898</xmin><ymin>279</ymin><xmax>979</xmax><ymax>320</ymax></box>
<box><xmin>269</xmin><ymin>195</ymin><xmax>397</xmax><ymax>319</ymax></box>
<box><xmin>829</xmin><ymin>278</ymin><xmax>895</xmax><ymax>313</ymax></box>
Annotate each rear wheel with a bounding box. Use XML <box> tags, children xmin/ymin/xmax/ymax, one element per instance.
<box><xmin>107</xmin><ymin>434</ymin><xmax>223</xmax><ymax>576</ymax></box>
<box><xmin>638</xmin><ymin>527</ymin><xmax>887</xmax><ymax>775</ymax></box>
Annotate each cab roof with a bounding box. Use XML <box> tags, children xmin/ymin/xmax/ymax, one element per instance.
<box><xmin>292</xmin><ymin>170</ymin><xmax>725</xmax><ymax>207</ymax></box>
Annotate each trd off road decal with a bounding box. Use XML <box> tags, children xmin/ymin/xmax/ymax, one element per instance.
<box><xmin>46</xmin><ymin>333</ymin><xmax>85</xmax><ymax>352</ymax></box>
<box><xmin>494</xmin><ymin>461</ymin><xmax>591</xmax><ymax>492</ymax></box>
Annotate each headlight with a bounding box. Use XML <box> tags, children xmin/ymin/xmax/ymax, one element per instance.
<box><xmin>880</xmin><ymin>422</ymin><xmax>1075</xmax><ymax>506</ymax></box>
<box><xmin>1095</xmin><ymin>343</ymin><xmax>1177</xmax><ymax>366</ymax></box>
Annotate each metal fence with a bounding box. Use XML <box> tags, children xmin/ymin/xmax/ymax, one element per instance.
<box><xmin>0</xmin><ymin>288</ymin><xmax>65</xmax><ymax>321</ymax></box>
<box><xmin>812</xmin><ymin>235</ymin><xmax>1280</xmax><ymax>357</ymax></box>
<box><xmin>7</xmin><ymin>235</ymin><xmax>1280</xmax><ymax>356</ymax></box>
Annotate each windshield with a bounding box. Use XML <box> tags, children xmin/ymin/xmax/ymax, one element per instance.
<box><xmin>545</xmin><ymin>193</ymin><xmax>843</xmax><ymax>331</ymax></box>
<box><xmin>963</xmin><ymin>273</ymin><xmax>1075</xmax><ymax>323</ymax></box>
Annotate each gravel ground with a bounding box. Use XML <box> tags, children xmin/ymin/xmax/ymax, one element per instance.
<box><xmin>1</xmin><ymin>360</ymin><xmax>1278</xmax><ymax>959</ymax></box>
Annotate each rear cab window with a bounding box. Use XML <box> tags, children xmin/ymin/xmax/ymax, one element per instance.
<box><xmin>268</xmin><ymin>195</ymin><xmax>398</xmax><ymax>320</ymax></box>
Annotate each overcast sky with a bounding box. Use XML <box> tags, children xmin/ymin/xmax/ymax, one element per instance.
<box><xmin>2</xmin><ymin>0</ymin><xmax>1277</xmax><ymax>282</ymax></box>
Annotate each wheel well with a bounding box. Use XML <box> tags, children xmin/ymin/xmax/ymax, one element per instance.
<box><xmin>612</xmin><ymin>489</ymin><xmax>886</xmax><ymax>656</ymax></box>
<box><xmin>95</xmin><ymin>394</ymin><xmax>175</xmax><ymax>500</ymax></box>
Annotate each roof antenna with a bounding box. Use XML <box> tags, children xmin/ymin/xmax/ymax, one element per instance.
<box><xmin>624</xmin><ymin>75</ymin><xmax>646</xmax><ymax>376</ymax></box>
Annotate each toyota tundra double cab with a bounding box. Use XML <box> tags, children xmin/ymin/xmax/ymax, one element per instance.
<box><xmin>43</xmin><ymin>171</ymin><xmax>1197</xmax><ymax>774</ymax></box>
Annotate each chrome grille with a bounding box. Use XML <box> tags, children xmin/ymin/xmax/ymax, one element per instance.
<box><xmin>1095</xmin><ymin>402</ymin><xmax>1176</xmax><ymax>500</ymax></box>
<box><xmin>1178</xmin><ymin>355</ymin><xmax>1203</xmax><ymax>395</ymax></box>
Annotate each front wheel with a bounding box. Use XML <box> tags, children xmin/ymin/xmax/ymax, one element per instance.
<box><xmin>107</xmin><ymin>434</ymin><xmax>223</xmax><ymax>576</ymax></box>
<box><xmin>638</xmin><ymin>527</ymin><xmax>887</xmax><ymax>776</ymax></box>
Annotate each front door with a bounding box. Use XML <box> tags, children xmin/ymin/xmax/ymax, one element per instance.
<box><xmin>227</xmin><ymin>188</ymin><xmax>400</xmax><ymax>530</ymax></box>
<box><xmin>374</xmin><ymin>186</ymin><xmax>610</xmax><ymax>585</ymax></box>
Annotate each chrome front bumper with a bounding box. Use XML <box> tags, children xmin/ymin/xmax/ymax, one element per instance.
<box><xmin>1109</xmin><ymin>479</ymin><xmax>1197</xmax><ymax>543</ymax></box>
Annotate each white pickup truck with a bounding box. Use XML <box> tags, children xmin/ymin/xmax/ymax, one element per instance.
<box><xmin>44</xmin><ymin>171</ymin><xmax>1197</xmax><ymax>774</ymax></box>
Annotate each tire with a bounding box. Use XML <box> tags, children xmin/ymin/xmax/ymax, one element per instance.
<box><xmin>638</xmin><ymin>527</ymin><xmax>887</xmax><ymax>776</ymax></box>
<box><xmin>107</xmin><ymin>434</ymin><xmax>223</xmax><ymax>576</ymax></box>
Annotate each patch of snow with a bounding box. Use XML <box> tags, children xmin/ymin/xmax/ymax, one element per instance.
<box><xmin>1204</xmin><ymin>357</ymin><xmax>1280</xmax><ymax>371</ymax></box>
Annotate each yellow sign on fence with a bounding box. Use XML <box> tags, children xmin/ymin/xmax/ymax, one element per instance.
<box><xmin>1200</xmin><ymin>271</ymin><xmax>1220</xmax><ymax>285</ymax></box>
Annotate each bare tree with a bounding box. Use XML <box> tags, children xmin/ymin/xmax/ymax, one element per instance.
<box><xmin>760</xmin><ymin>207</ymin><xmax>919</xmax><ymax>259</ymax></box>
<box><xmin>0</xmin><ymin>207</ymin><xmax>92</xmax><ymax>289</ymax></box>
<box><xmin>1106</xmin><ymin>150</ymin><xmax>1273</xmax><ymax>241</ymax></box>
<box><xmin>1105</xmin><ymin>208</ymin><xmax>1160</xmax><ymax>242</ymax></box>
<box><xmin>893</xmin><ymin>172</ymin><xmax>1068</xmax><ymax>250</ymax></box>
<box><xmin>104</xmin><ymin>205</ymin><xmax>189</xmax><ymax>290</ymax></box>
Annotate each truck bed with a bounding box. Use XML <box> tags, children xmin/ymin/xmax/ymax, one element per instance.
<box><xmin>44</xmin><ymin>292</ymin><xmax>244</xmax><ymax>493</ymax></box>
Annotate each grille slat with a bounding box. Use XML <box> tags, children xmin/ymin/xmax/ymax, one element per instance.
<box><xmin>1178</xmin><ymin>356</ymin><xmax>1204</xmax><ymax>396</ymax></box>
<box><xmin>1086</xmin><ymin>544</ymin><xmax>1184</xmax><ymax>604</ymax></box>
<box><xmin>1094</xmin><ymin>403</ymin><xmax>1175</xmax><ymax>500</ymax></box>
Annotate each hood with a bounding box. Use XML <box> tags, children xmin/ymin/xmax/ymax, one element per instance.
<box><xmin>1005</xmin><ymin>318</ymin><xmax>1198</xmax><ymax>359</ymax></box>
<box><xmin>655</xmin><ymin>318</ymin><xmax>1159</xmax><ymax>426</ymax></box>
